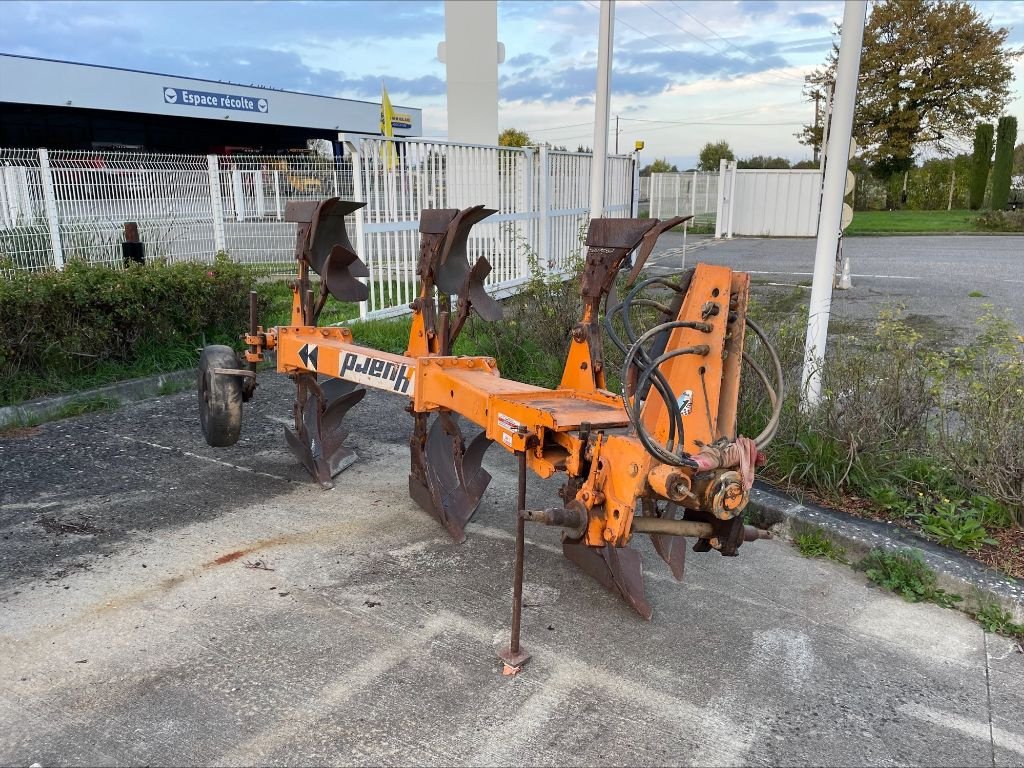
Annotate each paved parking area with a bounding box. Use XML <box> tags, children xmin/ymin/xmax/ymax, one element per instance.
<box><xmin>652</xmin><ymin>234</ymin><xmax>1024</xmax><ymax>336</ymax></box>
<box><xmin>2</xmin><ymin>374</ymin><xmax>1023</xmax><ymax>766</ymax></box>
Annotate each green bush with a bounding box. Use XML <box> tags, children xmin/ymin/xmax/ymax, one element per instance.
<box><xmin>0</xmin><ymin>255</ymin><xmax>260</xmax><ymax>405</ymax></box>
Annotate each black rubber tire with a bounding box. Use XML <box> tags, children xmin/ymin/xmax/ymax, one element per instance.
<box><xmin>198</xmin><ymin>345</ymin><xmax>243</xmax><ymax>447</ymax></box>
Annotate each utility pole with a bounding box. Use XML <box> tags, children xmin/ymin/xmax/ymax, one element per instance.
<box><xmin>801</xmin><ymin>0</ymin><xmax>866</xmax><ymax>408</ymax></box>
<box><xmin>615</xmin><ymin>114</ymin><xmax>620</xmax><ymax>155</ymax></box>
<box><xmin>589</xmin><ymin>0</ymin><xmax>614</xmax><ymax>220</ymax></box>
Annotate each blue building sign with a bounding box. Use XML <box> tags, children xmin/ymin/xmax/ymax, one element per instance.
<box><xmin>163</xmin><ymin>87</ymin><xmax>269</xmax><ymax>114</ymax></box>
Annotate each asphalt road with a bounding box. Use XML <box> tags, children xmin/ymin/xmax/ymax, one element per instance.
<box><xmin>651</xmin><ymin>233</ymin><xmax>1024</xmax><ymax>337</ymax></box>
<box><xmin>2</xmin><ymin>374</ymin><xmax>1023</xmax><ymax>766</ymax></box>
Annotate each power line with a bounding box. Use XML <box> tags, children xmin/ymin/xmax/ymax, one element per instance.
<box><xmin>577</xmin><ymin>0</ymin><xmax>809</xmax><ymax>99</ymax></box>
<box><xmin>668</xmin><ymin>0</ymin><xmax>808</xmax><ymax>85</ymax></box>
<box><xmin>605</xmin><ymin>0</ymin><xmax>801</xmax><ymax>90</ymax></box>
<box><xmin>526</xmin><ymin>121</ymin><xmax>594</xmax><ymax>133</ymax></box>
<box><xmin>525</xmin><ymin>101</ymin><xmax>810</xmax><ymax>144</ymax></box>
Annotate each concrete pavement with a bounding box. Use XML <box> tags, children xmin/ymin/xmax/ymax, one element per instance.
<box><xmin>650</xmin><ymin>234</ymin><xmax>1024</xmax><ymax>336</ymax></box>
<box><xmin>2</xmin><ymin>374</ymin><xmax>1023</xmax><ymax>766</ymax></box>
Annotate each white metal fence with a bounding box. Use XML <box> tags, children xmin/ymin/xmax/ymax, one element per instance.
<box><xmin>1</xmin><ymin>141</ymin><xmax>635</xmax><ymax>319</ymax></box>
<box><xmin>649</xmin><ymin>171</ymin><xmax>719</xmax><ymax>226</ymax></box>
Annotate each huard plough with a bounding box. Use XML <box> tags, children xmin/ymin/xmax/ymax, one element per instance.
<box><xmin>198</xmin><ymin>198</ymin><xmax>783</xmax><ymax>667</ymax></box>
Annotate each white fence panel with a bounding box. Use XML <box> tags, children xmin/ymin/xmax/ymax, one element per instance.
<box><xmin>649</xmin><ymin>172</ymin><xmax>719</xmax><ymax>225</ymax></box>
<box><xmin>728</xmin><ymin>169</ymin><xmax>822</xmax><ymax>237</ymax></box>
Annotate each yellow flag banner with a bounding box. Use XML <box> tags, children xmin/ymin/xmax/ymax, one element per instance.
<box><xmin>380</xmin><ymin>83</ymin><xmax>398</xmax><ymax>169</ymax></box>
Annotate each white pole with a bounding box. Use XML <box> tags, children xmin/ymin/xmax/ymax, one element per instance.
<box><xmin>37</xmin><ymin>148</ymin><xmax>64</xmax><ymax>270</ymax></box>
<box><xmin>726</xmin><ymin>161</ymin><xmax>737</xmax><ymax>239</ymax></box>
<box><xmin>714</xmin><ymin>158</ymin><xmax>727</xmax><ymax>238</ymax></box>
<box><xmin>589</xmin><ymin>0</ymin><xmax>614</xmax><ymax>220</ymax></box>
<box><xmin>801</xmin><ymin>0</ymin><xmax>866</xmax><ymax>407</ymax></box>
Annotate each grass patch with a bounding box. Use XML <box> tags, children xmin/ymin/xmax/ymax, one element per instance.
<box><xmin>1</xmin><ymin>394</ymin><xmax>122</xmax><ymax>434</ymax></box>
<box><xmin>968</xmin><ymin>290</ymin><xmax>986</xmax><ymax>298</ymax></box>
<box><xmin>856</xmin><ymin>548</ymin><xmax>962</xmax><ymax>608</ymax></box>
<box><xmin>350</xmin><ymin>316</ymin><xmax>414</xmax><ymax>354</ymax></box>
<box><xmin>157</xmin><ymin>378</ymin><xmax>189</xmax><ymax>396</ymax></box>
<box><xmin>844</xmin><ymin>209</ymin><xmax>978</xmax><ymax>235</ymax></box>
<box><xmin>794</xmin><ymin>530</ymin><xmax>848</xmax><ymax>563</ymax></box>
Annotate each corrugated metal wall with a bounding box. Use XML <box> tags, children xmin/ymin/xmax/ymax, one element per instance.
<box><xmin>729</xmin><ymin>169</ymin><xmax>821</xmax><ymax>237</ymax></box>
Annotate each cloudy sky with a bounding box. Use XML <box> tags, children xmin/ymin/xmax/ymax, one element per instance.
<box><xmin>3</xmin><ymin>0</ymin><xmax>1022</xmax><ymax>168</ymax></box>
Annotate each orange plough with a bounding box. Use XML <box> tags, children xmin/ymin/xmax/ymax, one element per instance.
<box><xmin>197</xmin><ymin>198</ymin><xmax>783</xmax><ymax>666</ymax></box>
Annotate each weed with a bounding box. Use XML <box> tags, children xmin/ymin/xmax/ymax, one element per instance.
<box><xmin>794</xmin><ymin>531</ymin><xmax>847</xmax><ymax>563</ymax></box>
<box><xmin>857</xmin><ymin>548</ymin><xmax>962</xmax><ymax>608</ymax></box>
<box><xmin>973</xmin><ymin>602</ymin><xmax>1024</xmax><ymax>639</ymax></box>
<box><xmin>967</xmin><ymin>290</ymin><xmax>986</xmax><ymax>298</ymax></box>
<box><xmin>918</xmin><ymin>499</ymin><xmax>997</xmax><ymax>551</ymax></box>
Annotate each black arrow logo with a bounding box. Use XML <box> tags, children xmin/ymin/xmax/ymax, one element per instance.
<box><xmin>298</xmin><ymin>343</ymin><xmax>318</xmax><ymax>371</ymax></box>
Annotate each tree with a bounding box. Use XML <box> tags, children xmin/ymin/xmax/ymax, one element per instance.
<box><xmin>698</xmin><ymin>141</ymin><xmax>734</xmax><ymax>172</ymax></box>
<box><xmin>1014</xmin><ymin>142</ymin><xmax>1024</xmax><ymax>175</ymax></box>
<box><xmin>969</xmin><ymin>123</ymin><xmax>995</xmax><ymax>210</ymax></box>
<box><xmin>991</xmin><ymin>116</ymin><xmax>1018</xmax><ymax>210</ymax></box>
<box><xmin>801</xmin><ymin>0</ymin><xmax>1018</xmax><ymax>186</ymax></box>
<box><xmin>639</xmin><ymin>158</ymin><xmax>678</xmax><ymax>176</ymax></box>
<box><xmin>793</xmin><ymin>159</ymin><xmax>819</xmax><ymax>169</ymax></box>
<box><xmin>498</xmin><ymin>128</ymin><xmax>532</xmax><ymax>147</ymax></box>
<box><xmin>737</xmin><ymin>155</ymin><xmax>792</xmax><ymax>169</ymax></box>
<box><xmin>576</xmin><ymin>145</ymin><xmax>593</xmax><ymax>154</ymax></box>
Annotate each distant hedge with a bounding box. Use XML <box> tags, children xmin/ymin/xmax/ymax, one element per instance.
<box><xmin>0</xmin><ymin>255</ymin><xmax>259</xmax><ymax>405</ymax></box>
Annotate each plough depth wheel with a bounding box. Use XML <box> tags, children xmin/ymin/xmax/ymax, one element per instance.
<box><xmin>198</xmin><ymin>345</ymin><xmax>243</xmax><ymax>448</ymax></box>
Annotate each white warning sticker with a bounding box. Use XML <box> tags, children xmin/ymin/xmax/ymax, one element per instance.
<box><xmin>502</xmin><ymin>432</ymin><xmax>513</xmax><ymax>448</ymax></box>
<box><xmin>497</xmin><ymin>413</ymin><xmax>520</xmax><ymax>432</ymax></box>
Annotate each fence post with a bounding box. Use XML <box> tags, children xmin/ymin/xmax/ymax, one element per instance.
<box><xmin>231</xmin><ymin>168</ymin><xmax>246</xmax><ymax>222</ymax></box>
<box><xmin>715</xmin><ymin>159</ymin><xmax>727</xmax><ymax>238</ymax></box>
<box><xmin>253</xmin><ymin>171</ymin><xmax>266</xmax><ymax>217</ymax></box>
<box><xmin>538</xmin><ymin>144</ymin><xmax>551</xmax><ymax>271</ymax></box>
<box><xmin>726</xmin><ymin>161</ymin><xmax>737</xmax><ymax>239</ymax></box>
<box><xmin>345</xmin><ymin>140</ymin><xmax>369</xmax><ymax>320</ymax></box>
<box><xmin>207</xmin><ymin>155</ymin><xmax>227</xmax><ymax>253</ymax></box>
<box><xmin>631</xmin><ymin>154</ymin><xmax>640</xmax><ymax>217</ymax></box>
<box><xmin>273</xmin><ymin>170</ymin><xmax>282</xmax><ymax>221</ymax></box>
<box><xmin>37</xmin><ymin>148</ymin><xmax>64</xmax><ymax>269</ymax></box>
<box><xmin>691</xmin><ymin>170</ymin><xmax>697</xmax><ymax>219</ymax></box>
<box><xmin>521</xmin><ymin>147</ymin><xmax>535</xmax><ymax>277</ymax></box>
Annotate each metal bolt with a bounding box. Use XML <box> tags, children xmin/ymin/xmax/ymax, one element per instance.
<box><xmin>629</xmin><ymin>463</ymin><xmax>639</xmax><ymax>477</ymax></box>
<box><xmin>603</xmin><ymin>528</ymin><xmax>614</xmax><ymax>541</ymax></box>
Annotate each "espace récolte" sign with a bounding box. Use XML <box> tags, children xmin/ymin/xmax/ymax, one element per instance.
<box><xmin>163</xmin><ymin>87</ymin><xmax>269</xmax><ymax>114</ymax></box>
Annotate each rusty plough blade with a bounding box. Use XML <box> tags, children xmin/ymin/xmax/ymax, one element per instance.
<box><xmin>643</xmin><ymin>500</ymin><xmax>687</xmax><ymax>582</ymax></box>
<box><xmin>321</xmin><ymin>244</ymin><xmax>370</xmax><ymax>303</ymax></box>
<box><xmin>435</xmin><ymin>204</ymin><xmax>496</xmax><ymax>295</ymax></box>
<box><xmin>409</xmin><ymin>412</ymin><xmax>492</xmax><ymax>543</ymax></box>
<box><xmin>285</xmin><ymin>375</ymin><xmax>365</xmax><ymax>488</ymax></box>
<box><xmin>562</xmin><ymin>539</ymin><xmax>653</xmax><ymax>620</ymax></box>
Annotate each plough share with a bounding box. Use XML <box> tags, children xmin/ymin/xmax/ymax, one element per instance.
<box><xmin>198</xmin><ymin>198</ymin><xmax>783</xmax><ymax>667</ymax></box>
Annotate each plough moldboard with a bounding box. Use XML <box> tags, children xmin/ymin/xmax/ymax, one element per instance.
<box><xmin>197</xmin><ymin>197</ymin><xmax>783</xmax><ymax>667</ymax></box>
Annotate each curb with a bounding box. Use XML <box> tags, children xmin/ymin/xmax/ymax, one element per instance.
<box><xmin>747</xmin><ymin>483</ymin><xmax>1024</xmax><ymax>622</ymax></box>
<box><xmin>0</xmin><ymin>369</ymin><xmax>196</xmax><ymax>429</ymax></box>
